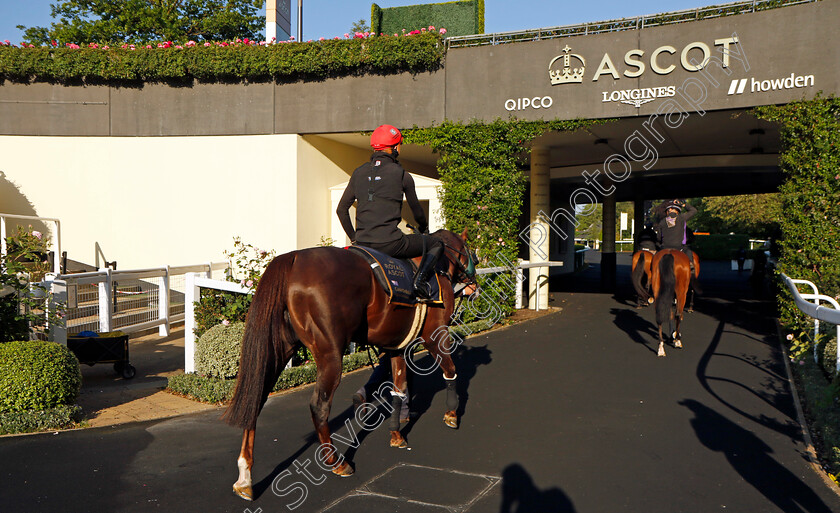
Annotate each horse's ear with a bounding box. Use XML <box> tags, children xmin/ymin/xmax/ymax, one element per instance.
<box><xmin>460</xmin><ymin>228</ymin><xmax>468</xmax><ymax>241</ymax></box>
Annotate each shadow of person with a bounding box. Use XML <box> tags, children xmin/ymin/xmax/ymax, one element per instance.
<box><xmin>500</xmin><ymin>463</ymin><xmax>576</xmax><ymax>513</ymax></box>
<box><xmin>680</xmin><ymin>399</ymin><xmax>834</xmax><ymax>513</ymax></box>
<box><xmin>402</xmin><ymin>344</ymin><xmax>492</xmax><ymax>436</ymax></box>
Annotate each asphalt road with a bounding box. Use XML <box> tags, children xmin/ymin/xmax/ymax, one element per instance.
<box><xmin>2</xmin><ymin>257</ymin><xmax>839</xmax><ymax>513</ymax></box>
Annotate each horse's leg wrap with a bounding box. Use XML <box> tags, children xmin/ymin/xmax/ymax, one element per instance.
<box><xmin>445</xmin><ymin>374</ymin><xmax>458</xmax><ymax>412</ymax></box>
<box><xmin>388</xmin><ymin>390</ymin><xmax>406</xmax><ymax>431</ymax></box>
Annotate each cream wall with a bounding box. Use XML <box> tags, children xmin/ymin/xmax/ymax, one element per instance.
<box><xmin>0</xmin><ymin>134</ymin><xmax>300</xmax><ymax>269</ymax></box>
<box><xmin>296</xmin><ymin>135</ymin><xmax>369</xmax><ymax>248</ymax></box>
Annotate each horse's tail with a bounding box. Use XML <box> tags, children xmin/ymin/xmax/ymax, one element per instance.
<box><xmin>223</xmin><ymin>251</ymin><xmax>297</xmax><ymax>430</ymax></box>
<box><xmin>631</xmin><ymin>252</ymin><xmax>650</xmax><ymax>301</ymax></box>
<box><xmin>655</xmin><ymin>253</ymin><xmax>676</xmax><ymax>326</ymax></box>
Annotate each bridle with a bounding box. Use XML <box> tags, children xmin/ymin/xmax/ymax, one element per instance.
<box><xmin>440</xmin><ymin>240</ymin><xmax>478</xmax><ymax>298</ymax></box>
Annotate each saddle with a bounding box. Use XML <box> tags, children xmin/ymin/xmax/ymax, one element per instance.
<box><xmin>347</xmin><ymin>245</ymin><xmax>443</xmax><ymax>306</ymax></box>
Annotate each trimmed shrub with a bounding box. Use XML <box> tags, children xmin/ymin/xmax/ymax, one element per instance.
<box><xmin>195</xmin><ymin>322</ymin><xmax>245</xmax><ymax>379</ymax></box>
<box><xmin>168</xmin><ymin>350</ymin><xmax>376</xmax><ymax>404</ymax></box>
<box><xmin>0</xmin><ymin>340</ymin><xmax>82</xmax><ymax>413</ymax></box>
<box><xmin>0</xmin><ymin>405</ymin><xmax>83</xmax><ymax>435</ymax></box>
<box><xmin>372</xmin><ymin>0</ymin><xmax>484</xmax><ymax>37</ymax></box>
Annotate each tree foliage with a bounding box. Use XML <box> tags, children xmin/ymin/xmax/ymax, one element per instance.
<box><xmin>689</xmin><ymin>194</ymin><xmax>782</xmax><ymax>237</ymax></box>
<box><xmin>17</xmin><ymin>0</ymin><xmax>265</xmax><ymax>45</ymax></box>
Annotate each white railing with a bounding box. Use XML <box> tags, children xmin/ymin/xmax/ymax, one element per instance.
<box><xmin>183</xmin><ymin>274</ymin><xmax>251</xmax><ymax>373</ymax></box>
<box><xmin>781</xmin><ymin>273</ymin><xmax>840</xmax><ymax>373</ymax></box>
<box><xmin>446</xmin><ymin>0</ymin><xmax>814</xmax><ymax>48</ymax></box>
<box><xmin>45</xmin><ymin>262</ymin><xmax>228</xmax><ymax>345</ymax></box>
<box><xmin>182</xmin><ymin>259</ymin><xmax>563</xmax><ymax>372</ymax></box>
<box><xmin>1</xmin><ymin>213</ymin><xmax>62</xmax><ymax>274</ymax></box>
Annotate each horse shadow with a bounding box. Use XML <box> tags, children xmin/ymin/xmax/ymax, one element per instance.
<box><xmin>610</xmin><ymin>307</ymin><xmax>659</xmax><ymax>354</ymax></box>
<box><xmin>251</xmin><ymin>403</ymin><xmax>363</xmax><ymax>499</ymax></box>
<box><xmin>499</xmin><ymin>463</ymin><xmax>576</xmax><ymax>513</ymax></box>
<box><xmin>402</xmin><ymin>344</ymin><xmax>493</xmax><ymax>436</ymax></box>
<box><xmin>681</xmin><ymin>399</ymin><xmax>835</xmax><ymax>513</ymax></box>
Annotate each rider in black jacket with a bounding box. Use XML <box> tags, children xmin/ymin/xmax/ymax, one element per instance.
<box><xmin>336</xmin><ymin>124</ymin><xmax>443</xmax><ymax>300</ymax></box>
<box><xmin>655</xmin><ymin>199</ymin><xmax>697</xmax><ymax>272</ymax></box>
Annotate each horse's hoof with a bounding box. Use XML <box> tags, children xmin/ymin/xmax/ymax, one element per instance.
<box><xmin>233</xmin><ymin>483</ymin><xmax>253</xmax><ymax>501</ymax></box>
<box><xmin>657</xmin><ymin>348</ymin><xmax>666</xmax><ymax>357</ymax></box>
<box><xmin>332</xmin><ymin>461</ymin><xmax>354</xmax><ymax>477</ymax></box>
<box><xmin>443</xmin><ymin>411</ymin><xmax>458</xmax><ymax>429</ymax></box>
<box><xmin>674</xmin><ymin>340</ymin><xmax>683</xmax><ymax>349</ymax></box>
<box><xmin>390</xmin><ymin>431</ymin><xmax>408</xmax><ymax>449</ymax></box>
<box><xmin>648</xmin><ymin>297</ymin><xmax>654</xmax><ymax>304</ymax></box>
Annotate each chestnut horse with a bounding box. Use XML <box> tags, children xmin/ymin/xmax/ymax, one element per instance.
<box><xmin>650</xmin><ymin>249</ymin><xmax>693</xmax><ymax>357</ymax></box>
<box><xmin>223</xmin><ymin>229</ymin><xmax>476</xmax><ymax>501</ymax></box>
<box><xmin>631</xmin><ymin>249</ymin><xmax>655</xmax><ymax>307</ymax></box>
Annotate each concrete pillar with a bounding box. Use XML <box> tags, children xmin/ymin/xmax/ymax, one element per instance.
<box><xmin>266</xmin><ymin>0</ymin><xmax>292</xmax><ymax>43</ymax></box>
<box><xmin>528</xmin><ymin>146</ymin><xmax>550</xmax><ymax>309</ymax></box>
<box><xmin>601</xmin><ymin>190</ymin><xmax>616</xmax><ymax>291</ymax></box>
<box><xmin>633</xmin><ymin>196</ymin><xmax>645</xmax><ymax>253</ymax></box>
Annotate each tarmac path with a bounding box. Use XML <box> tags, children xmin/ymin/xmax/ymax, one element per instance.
<box><xmin>2</xmin><ymin>255</ymin><xmax>839</xmax><ymax>513</ymax></box>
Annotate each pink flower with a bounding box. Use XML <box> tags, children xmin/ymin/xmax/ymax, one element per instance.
<box><xmin>319</xmin><ymin>37</ymin><xmax>325</xmax><ymax>41</ymax></box>
<box><xmin>204</xmin><ymin>42</ymin><xmax>211</xmax><ymax>47</ymax></box>
<box><xmin>246</xmin><ymin>280</ymin><xmax>254</xmax><ymax>288</ymax></box>
<box><xmin>440</xmin><ymin>28</ymin><xmax>447</xmax><ymax>35</ymax></box>
<box><xmin>222</xmin><ymin>319</ymin><xmax>230</xmax><ymax>326</ymax></box>
<box><xmin>429</xmin><ymin>26</ymin><xmax>435</xmax><ymax>30</ymax></box>
<box><xmin>102</xmin><ymin>45</ymin><xmax>109</xmax><ymax>50</ymax></box>
<box><xmin>799</xmin><ymin>360</ymin><xmax>805</xmax><ymax>366</ymax></box>
<box><xmin>786</xmin><ymin>333</ymin><xmax>794</xmax><ymax>341</ymax></box>
<box><xmin>344</xmin><ymin>33</ymin><xmax>350</xmax><ymax>38</ymax></box>
<box><xmin>32</xmin><ymin>231</ymin><xmax>42</xmax><ymax>239</ymax></box>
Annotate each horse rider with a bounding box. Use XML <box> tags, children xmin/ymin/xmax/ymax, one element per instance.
<box><xmin>335</xmin><ymin>124</ymin><xmax>444</xmax><ymax>300</ymax></box>
<box><xmin>655</xmin><ymin>199</ymin><xmax>697</xmax><ymax>273</ymax></box>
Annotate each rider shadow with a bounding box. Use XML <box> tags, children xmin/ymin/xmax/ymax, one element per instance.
<box><xmin>499</xmin><ymin>463</ymin><xmax>577</xmax><ymax>513</ymax></box>
<box><xmin>611</xmin><ymin>308</ymin><xmax>659</xmax><ymax>354</ymax></box>
<box><xmin>680</xmin><ymin>399</ymin><xmax>835</xmax><ymax>513</ymax></box>
<box><xmin>402</xmin><ymin>344</ymin><xmax>493</xmax><ymax>437</ymax></box>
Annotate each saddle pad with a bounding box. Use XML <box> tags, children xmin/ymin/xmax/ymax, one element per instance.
<box><xmin>347</xmin><ymin>245</ymin><xmax>442</xmax><ymax>305</ymax></box>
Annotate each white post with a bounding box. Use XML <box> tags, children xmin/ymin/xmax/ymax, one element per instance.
<box><xmin>515</xmin><ymin>268</ymin><xmax>524</xmax><ymax>309</ymax></box>
<box><xmin>184</xmin><ymin>273</ymin><xmax>199</xmax><ymax>373</ymax></box>
<box><xmin>0</xmin><ymin>216</ymin><xmax>6</xmax><ymax>260</ymax></box>
<box><xmin>159</xmin><ymin>266</ymin><xmax>171</xmax><ymax>337</ymax></box>
<box><xmin>47</xmin><ymin>278</ymin><xmax>68</xmax><ymax>345</ymax></box>
<box><xmin>98</xmin><ymin>268</ymin><xmax>112</xmax><ymax>333</ymax></box>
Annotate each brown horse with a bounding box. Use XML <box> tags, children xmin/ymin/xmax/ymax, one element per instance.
<box><xmin>223</xmin><ymin>229</ymin><xmax>477</xmax><ymax>501</ymax></box>
<box><xmin>650</xmin><ymin>249</ymin><xmax>692</xmax><ymax>357</ymax></box>
<box><xmin>631</xmin><ymin>249</ymin><xmax>655</xmax><ymax>307</ymax></box>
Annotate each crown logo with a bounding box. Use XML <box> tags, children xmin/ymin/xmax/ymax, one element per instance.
<box><xmin>549</xmin><ymin>45</ymin><xmax>586</xmax><ymax>85</ymax></box>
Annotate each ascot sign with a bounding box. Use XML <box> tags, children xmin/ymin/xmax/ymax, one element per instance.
<box><xmin>504</xmin><ymin>36</ymin><xmax>743</xmax><ymax>111</ymax></box>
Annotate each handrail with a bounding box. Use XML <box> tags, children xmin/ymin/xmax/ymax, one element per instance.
<box><xmin>781</xmin><ymin>273</ymin><xmax>840</xmax><ymax>373</ymax></box>
<box><xmin>446</xmin><ymin>0</ymin><xmax>814</xmax><ymax>49</ymax></box>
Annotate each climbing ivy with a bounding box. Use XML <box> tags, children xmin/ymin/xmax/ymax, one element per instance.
<box><xmin>754</xmin><ymin>96</ymin><xmax>840</xmax><ymax>331</ymax></box>
<box><xmin>405</xmin><ymin>118</ymin><xmax>598</xmax><ymax>316</ymax></box>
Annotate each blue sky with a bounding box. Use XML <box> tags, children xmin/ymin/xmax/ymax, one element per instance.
<box><xmin>0</xmin><ymin>0</ymin><xmax>710</xmax><ymax>44</ymax></box>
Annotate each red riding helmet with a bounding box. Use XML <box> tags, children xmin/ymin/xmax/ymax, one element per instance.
<box><xmin>370</xmin><ymin>125</ymin><xmax>403</xmax><ymax>150</ymax></box>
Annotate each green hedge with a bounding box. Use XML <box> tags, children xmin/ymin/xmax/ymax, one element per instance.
<box><xmin>0</xmin><ymin>32</ymin><xmax>444</xmax><ymax>83</ymax></box>
<box><xmin>195</xmin><ymin>322</ymin><xmax>245</xmax><ymax>379</ymax></box>
<box><xmin>168</xmin><ymin>350</ymin><xmax>376</xmax><ymax>404</ymax></box>
<box><xmin>372</xmin><ymin>0</ymin><xmax>484</xmax><ymax>38</ymax></box>
<box><xmin>406</xmin><ymin>118</ymin><xmax>600</xmax><ymax>319</ymax></box>
<box><xmin>0</xmin><ymin>340</ymin><xmax>82</xmax><ymax>413</ymax></box>
<box><xmin>755</xmin><ymin>97</ymin><xmax>840</xmax><ymax>330</ymax></box>
<box><xmin>0</xmin><ymin>405</ymin><xmax>83</xmax><ymax>435</ymax></box>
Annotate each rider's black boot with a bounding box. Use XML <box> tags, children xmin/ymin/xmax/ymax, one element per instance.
<box><xmin>413</xmin><ymin>245</ymin><xmax>443</xmax><ymax>301</ymax></box>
